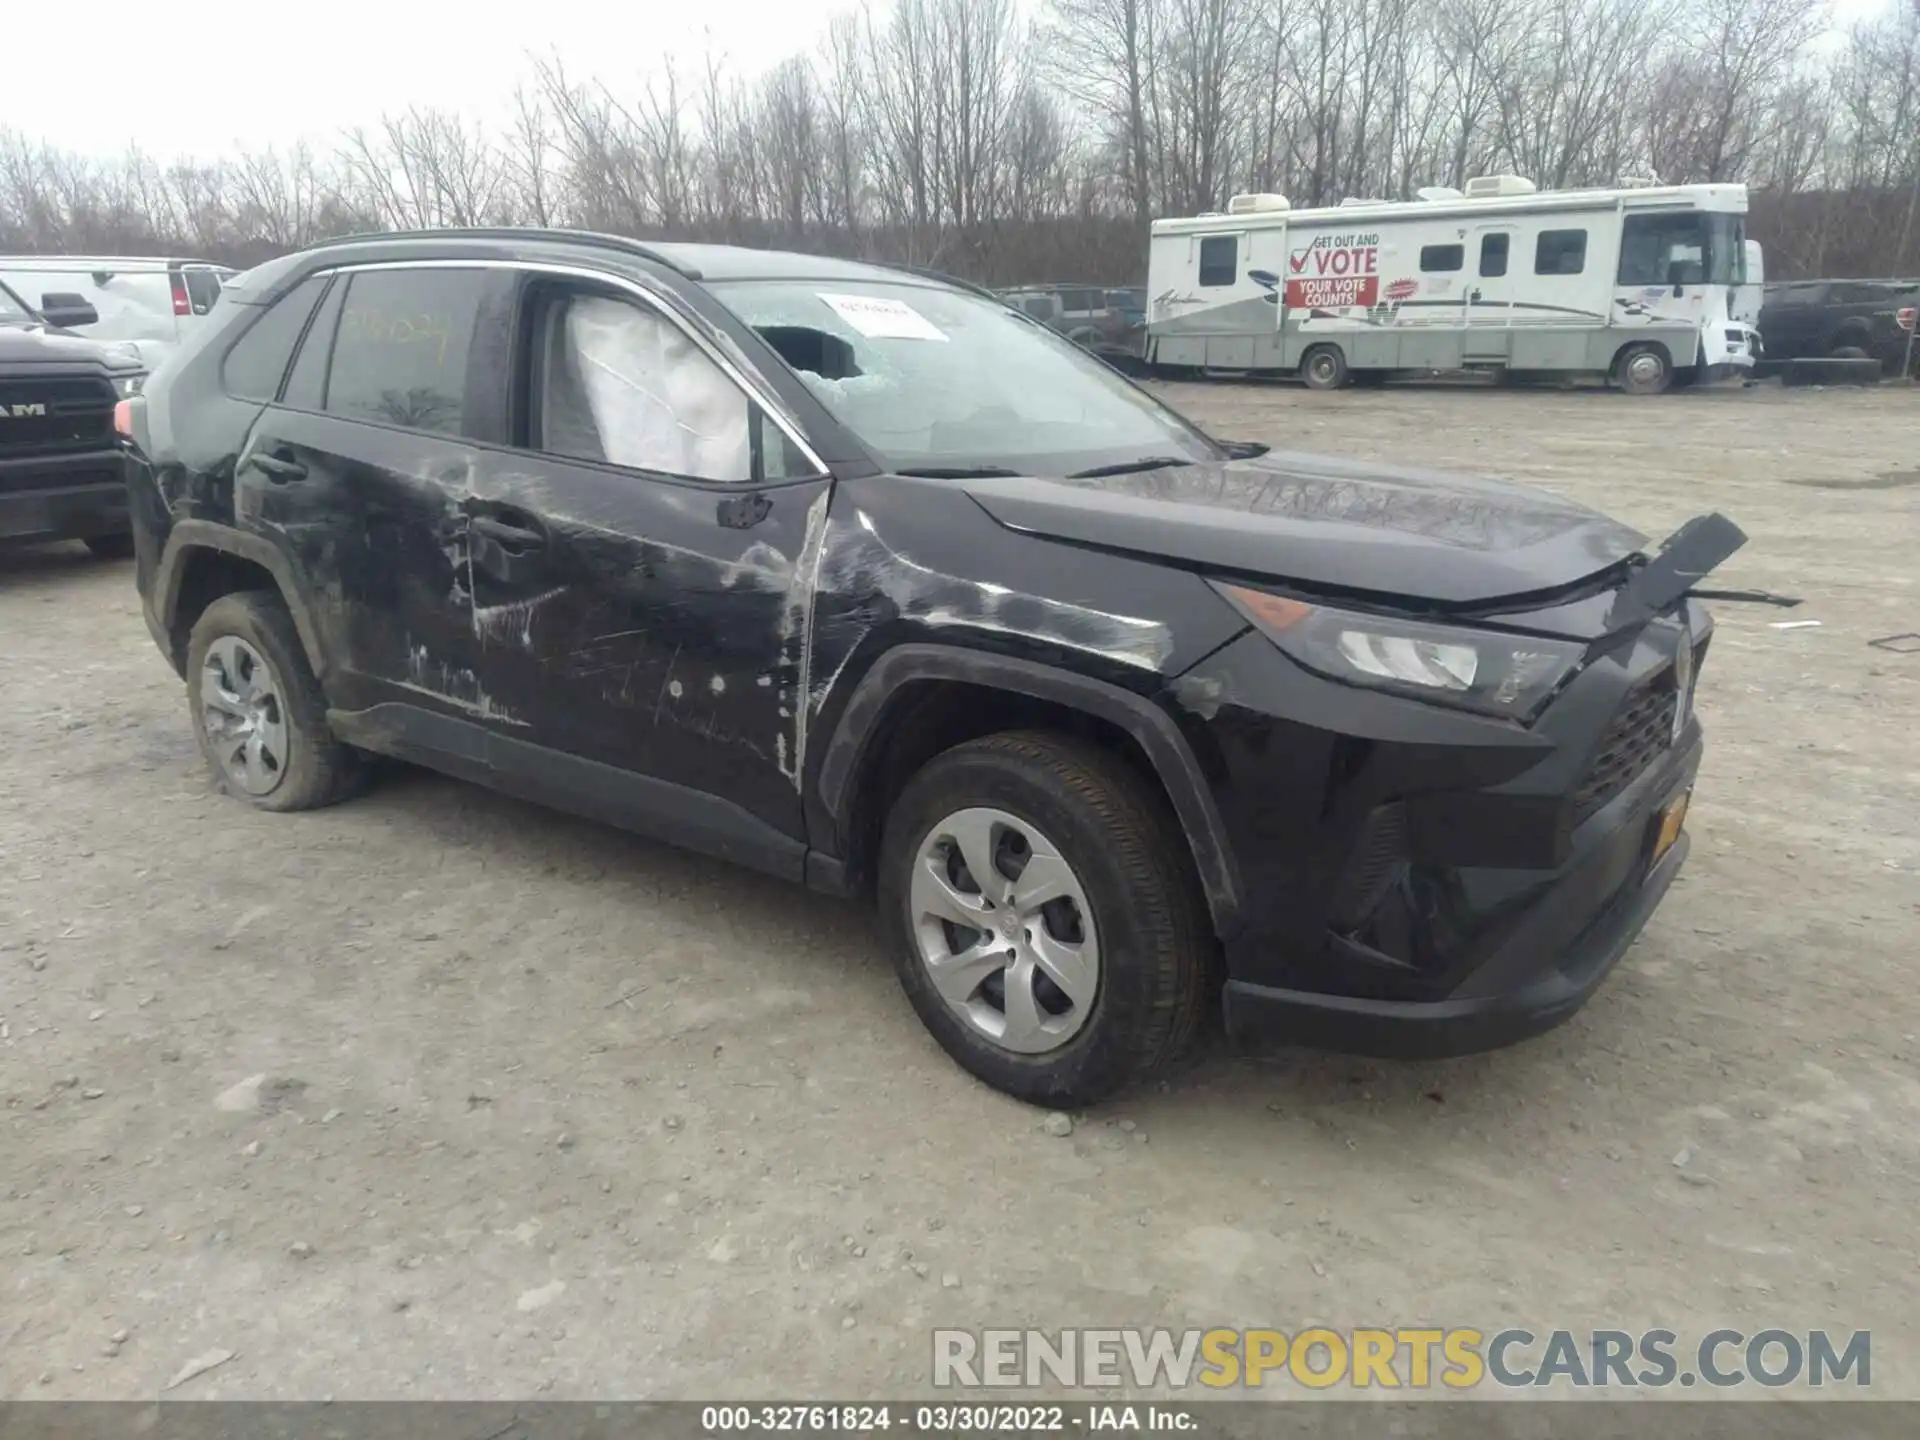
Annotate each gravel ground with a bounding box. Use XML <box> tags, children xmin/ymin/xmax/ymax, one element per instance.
<box><xmin>3</xmin><ymin>379</ymin><xmax>1917</xmax><ymax>1401</ymax></box>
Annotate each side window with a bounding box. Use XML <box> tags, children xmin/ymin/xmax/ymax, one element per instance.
<box><xmin>1479</xmin><ymin>233</ymin><xmax>1510</xmax><ymax>277</ymax></box>
<box><xmin>282</xmin><ymin>277</ymin><xmax>345</xmax><ymax>411</ymax></box>
<box><xmin>323</xmin><ymin>268</ymin><xmax>485</xmax><ymax>436</ymax></box>
<box><xmin>1019</xmin><ymin>296</ymin><xmax>1054</xmax><ymax>321</ymax></box>
<box><xmin>1535</xmin><ymin>230</ymin><xmax>1587</xmax><ymax>276</ymax></box>
<box><xmin>1419</xmin><ymin>244</ymin><xmax>1464</xmax><ymax>273</ymax></box>
<box><xmin>534</xmin><ymin>289</ymin><xmax>756</xmax><ymax>483</ymax></box>
<box><xmin>220</xmin><ymin>274</ymin><xmax>328</xmax><ymax>401</ymax></box>
<box><xmin>1198</xmin><ymin>235</ymin><xmax>1239</xmax><ymax>288</ymax></box>
<box><xmin>182</xmin><ymin>267</ymin><xmax>222</xmax><ymax>314</ymax></box>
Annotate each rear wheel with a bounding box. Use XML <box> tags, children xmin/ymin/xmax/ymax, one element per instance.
<box><xmin>185</xmin><ymin>590</ymin><xmax>369</xmax><ymax>812</ymax></box>
<box><xmin>877</xmin><ymin>731</ymin><xmax>1213</xmax><ymax>1108</ymax></box>
<box><xmin>1830</xmin><ymin>345</ymin><xmax>1871</xmax><ymax>361</ymax></box>
<box><xmin>1300</xmin><ymin>345</ymin><xmax>1349</xmax><ymax>391</ymax></box>
<box><xmin>1615</xmin><ymin>343</ymin><xmax>1673</xmax><ymax>396</ymax></box>
<box><xmin>83</xmin><ymin>533</ymin><xmax>135</xmax><ymax>560</ymax></box>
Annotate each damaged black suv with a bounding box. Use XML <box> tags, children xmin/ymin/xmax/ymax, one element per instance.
<box><xmin>124</xmin><ymin>230</ymin><xmax>1743</xmax><ymax>1106</ymax></box>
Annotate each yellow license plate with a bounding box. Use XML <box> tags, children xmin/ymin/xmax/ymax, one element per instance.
<box><xmin>1652</xmin><ymin>793</ymin><xmax>1690</xmax><ymax>865</ymax></box>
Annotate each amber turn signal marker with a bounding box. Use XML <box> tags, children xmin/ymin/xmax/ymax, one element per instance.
<box><xmin>1220</xmin><ymin>584</ymin><xmax>1314</xmax><ymax>632</ymax></box>
<box><xmin>113</xmin><ymin>399</ymin><xmax>133</xmax><ymax>438</ymax></box>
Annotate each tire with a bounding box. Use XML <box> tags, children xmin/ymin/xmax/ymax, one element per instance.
<box><xmin>83</xmin><ymin>533</ymin><xmax>135</xmax><ymax>560</ymax></box>
<box><xmin>1614</xmin><ymin>343</ymin><xmax>1673</xmax><ymax>396</ymax></box>
<box><xmin>1829</xmin><ymin>345</ymin><xmax>1870</xmax><ymax>361</ymax></box>
<box><xmin>877</xmin><ymin>731</ymin><xmax>1214</xmax><ymax>1108</ymax></box>
<box><xmin>1299</xmin><ymin>344</ymin><xmax>1349</xmax><ymax>391</ymax></box>
<box><xmin>185</xmin><ymin>590</ymin><xmax>369</xmax><ymax>813</ymax></box>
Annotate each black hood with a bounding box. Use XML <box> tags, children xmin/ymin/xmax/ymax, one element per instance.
<box><xmin>0</xmin><ymin>321</ymin><xmax>142</xmax><ymax>373</ymax></box>
<box><xmin>957</xmin><ymin>452</ymin><xmax>1649</xmax><ymax>607</ymax></box>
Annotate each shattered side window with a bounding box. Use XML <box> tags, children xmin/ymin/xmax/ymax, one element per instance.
<box><xmin>539</xmin><ymin>293</ymin><xmax>752</xmax><ymax>483</ymax></box>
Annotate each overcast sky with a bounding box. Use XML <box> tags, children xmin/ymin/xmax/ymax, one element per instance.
<box><xmin>0</xmin><ymin>0</ymin><xmax>1897</xmax><ymax>161</ymax></box>
<box><xmin>2</xmin><ymin>0</ymin><xmax>853</xmax><ymax>158</ymax></box>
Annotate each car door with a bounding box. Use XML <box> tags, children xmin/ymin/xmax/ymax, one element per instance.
<box><xmin>236</xmin><ymin>262</ymin><xmax>516</xmax><ymax>731</ymax></box>
<box><xmin>456</xmin><ymin>268</ymin><xmax>834</xmax><ymax>867</ymax></box>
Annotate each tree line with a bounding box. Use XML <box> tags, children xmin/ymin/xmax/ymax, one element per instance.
<box><xmin>2</xmin><ymin>0</ymin><xmax>1917</xmax><ymax>286</ymax></box>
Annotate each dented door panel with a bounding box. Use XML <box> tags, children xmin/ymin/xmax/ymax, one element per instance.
<box><xmin>459</xmin><ymin>448</ymin><xmax>833</xmax><ymax>842</ymax></box>
<box><xmin>235</xmin><ymin>407</ymin><xmax>490</xmax><ymax>719</ymax></box>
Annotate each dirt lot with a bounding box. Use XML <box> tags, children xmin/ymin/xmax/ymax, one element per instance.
<box><xmin>3</xmin><ymin>380</ymin><xmax>1917</xmax><ymax>1402</ymax></box>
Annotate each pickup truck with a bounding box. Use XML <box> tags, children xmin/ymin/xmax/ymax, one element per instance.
<box><xmin>1757</xmin><ymin>277</ymin><xmax>1920</xmax><ymax>377</ymax></box>
<box><xmin>0</xmin><ymin>278</ymin><xmax>147</xmax><ymax>557</ymax></box>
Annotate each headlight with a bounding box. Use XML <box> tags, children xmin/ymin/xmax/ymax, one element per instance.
<box><xmin>112</xmin><ymin>374</ymin><xmax>146</xmax><ymax>397</ymax></box>
<box><xmin>1214</xmin><ymin>582</ymin><xmax>1588</xmax><ymax>721</ymax></box>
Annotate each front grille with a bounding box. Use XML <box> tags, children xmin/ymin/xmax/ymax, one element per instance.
<box><xmin>0</xmin><ymin>375</ymin><xmax>117</xmax><ymax>456</ymax></box>
<box><xmin>1573</xmin><ymin>674</ymin><xmax>1677</xmax><ymax>822</ymax></box>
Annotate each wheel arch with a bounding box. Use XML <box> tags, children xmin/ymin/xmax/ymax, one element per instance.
<box><xmin>814</xmin><ymin>644</ymin><xmax>1243</xmax><ymax>938</ymax></box>
<box><xmin>154</xmin><ymin>521</ymin><xmax>326</xmax><ymax>680</ymax></box>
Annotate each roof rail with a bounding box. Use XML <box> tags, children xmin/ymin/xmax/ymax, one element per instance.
<box><xmin>303</xmin><ymin>227</ymin><xmax>702</xmax><ymax>279</ymax></box>
<box><xmin>867</xmin><ymin>259</ymin><xmax>1005</xmax><ymax>304</ymax></box>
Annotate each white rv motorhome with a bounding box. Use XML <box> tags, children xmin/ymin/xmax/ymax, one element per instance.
<box><xmin>1146</xmin><ymin>177</ymin><xmax>1760</xmax><ymax>393</ymax></box>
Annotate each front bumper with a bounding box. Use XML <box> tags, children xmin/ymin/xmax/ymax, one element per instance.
<box><xmin>0</xmin><ymin>449</ymin><xmax>129</xmax><ymax>544</ymax></box>
<box><xmin>1222</xmin><ymin>762</ymin><xmax>1694</xmax><ymax>1059</ymax></box>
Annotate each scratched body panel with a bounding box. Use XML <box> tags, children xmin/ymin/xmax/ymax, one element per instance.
<box><xmin>799</xmin><ymin>475</ymin><xmax>1246</xmax><ymax>786</ymax></box>
<box><xmin>235</xmin><ymin>408</ymin><xmax>502</xmax><ymax>719</ymax></box>
<box><xmin>460</xmin><ymin>450</ymin><xmax>832</xmax><ymax>840</ymax></box>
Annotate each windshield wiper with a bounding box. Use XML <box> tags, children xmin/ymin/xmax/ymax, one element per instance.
<box><xmin>1067</xmin><ymin>455</ymin><xmax>1196</xmax><ymax>479</ymax></box>
<box><xmin>894</xmin><ymin>465</ymin><xmax>1025</xmax><ymax>479</ymax></box>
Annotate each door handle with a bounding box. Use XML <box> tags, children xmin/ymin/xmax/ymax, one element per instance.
<box><xmin>471</xmin><ymin>515</ymin><xmax>545</xmax><ymax>550</ymax></box>
<box><xmin>246</xmin><ymin>451</ymin><xmax>307</xmax><ymax>483</ymax></box>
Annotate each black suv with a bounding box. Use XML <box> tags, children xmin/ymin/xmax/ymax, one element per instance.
<box><xmin>124</xmin><ymin>230</ymin><xmax>1743</xmax><ymax>1106</ymax></box>
<box><xmin>1</xmin><ymin>278</ymin><xmax>148</xmax><ymax>557</ymax></box>
<box><xmin>1758</xmin><ymin>278</ymin><xmax>1920</xmax><ymax>376</ymax></box>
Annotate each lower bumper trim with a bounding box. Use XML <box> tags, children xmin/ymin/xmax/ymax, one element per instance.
<box><xmin>1222</xmin><ymin>832</ymin><xmax>1689</xmax><ymax>1060</ymax></box>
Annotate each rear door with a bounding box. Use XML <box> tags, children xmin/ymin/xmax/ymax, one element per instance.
<box><xmin>456</xmin><ymin>266</ymin><xmax>834</xmax><ymax>860</ymax></box>
<box><xmin>236</xmin><ymin>262</ymin><xmax>515</xmax><ymax>726</ymax></box>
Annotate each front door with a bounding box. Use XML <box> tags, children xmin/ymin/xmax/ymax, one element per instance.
<box><xmin>236</xmin><ymin>264</ymin><xmax>514</xmax><ymax>727</ymax></box>
<box><xmin>460</xmin><ymin>272</ymin><xmax>833</xmax><ymax>861</ymax></box>
<box><xmin>1464</xmin><ymin>225</ymin><xmax>1517</xmax><ymax>362</ymax></box>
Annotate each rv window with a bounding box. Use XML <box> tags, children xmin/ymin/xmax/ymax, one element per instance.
<box><xmin>1198</xmin><ymin>236</ymin><xmax>1238</xmax><ymax>288</ymax></box>
<box><xmin>1419</xmin><ymin>244</ymin><xmax>1464</xmax><ymax>273</ymax></box>
<box><xmin>1535</xmin><ymin>230</ymin><xmax>1587</xmax><ymax>276</ymax></box>
<box><xmin>1479</xmin><ymin>233</ymin><xmax>1510</xmax><ymax>277</ymax></box>
<box><xmin>1617</xmin><ymin>212</ymin><xmax>1710</xmax><ymax>287</ymax></box>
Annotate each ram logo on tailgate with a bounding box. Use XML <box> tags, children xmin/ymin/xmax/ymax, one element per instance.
<box><xmin>3</xmin><ymin>402</ymin><xmax>49</xmax><ymax>418</ymax></box>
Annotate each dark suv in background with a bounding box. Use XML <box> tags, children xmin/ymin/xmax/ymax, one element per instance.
<box><xmin>123</xmin><ymin>228</ymin><xmax>1743</xmax><ymax>1106</ymax></box>
<box><xmin>0</xmin><ymin>278</ymin><xmax>148</xmax><ymax>558</ymax></box>
<box><xmin>1000</xmin><ymin>283</ymin><xmax>1146</xmax><ymax>369</ymax></box>
<box><xmin>1758</xmin><ymin>278</ymin><xmax>1919</xmax><ymax>376</ymax></box>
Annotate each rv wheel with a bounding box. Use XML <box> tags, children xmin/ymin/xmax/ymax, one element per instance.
<box><xmin>1300</xmin><ymin>345</ymin><xmax>1349</xmax><ymax>391</ymax></box>
<box><xmin>1614</xmin><ymin>344</ymin><xmax>1673</xmax><ymax>396</ymax></box>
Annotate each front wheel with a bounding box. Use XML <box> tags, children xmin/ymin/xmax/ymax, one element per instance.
<box><xmin>1615</xmin><ymin>343</ymin><xmax>1673</xmax><ymax>396</ymax></box>
<box><xmin>877</xmin><ymin>732</ymin><xmax>1214</xmax><ymax>1107</ymax></box>
<box><xmin>1299</xmin><ymin>344</ymin><xmax>1349</xmax><ymax>391</ymax></box>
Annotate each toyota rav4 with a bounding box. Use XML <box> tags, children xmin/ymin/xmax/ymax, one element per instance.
<box><xmin>122</xmin><ymin>230</ymin><xmax>1744</xmax><ymax>1106</ymax></box>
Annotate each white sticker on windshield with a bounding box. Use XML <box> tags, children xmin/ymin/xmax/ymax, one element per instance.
<box><xmin>818</xmin><ymin>292</ymin><xmax>949</xmax><ymax>341</ymax></box>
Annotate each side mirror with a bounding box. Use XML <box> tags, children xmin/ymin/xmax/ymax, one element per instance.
<box><xmin>39</xmin><ymin>292</ymin><xmax>99</xmax><ymax>328</ymax></box>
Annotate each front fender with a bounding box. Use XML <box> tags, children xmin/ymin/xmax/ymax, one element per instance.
<box><xmin>813</xmin><ymin>642</ymin><xmax>1245</xmax><ymax>938</ymax></box>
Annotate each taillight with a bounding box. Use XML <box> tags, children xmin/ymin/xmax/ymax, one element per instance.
<box><xmin>113</xmin><ymin>399</ymin><xmax>133</xmax><ymax>438</ymax></box>
<box><xmin>169</xmin><ymin>271</ymin><xmax>191</xmax><ymax>316</ymax></box>
<box><xmin>1899</xmin><ymin>307</ymin><xmax>1916</xmax><ymax>332</ymax></box>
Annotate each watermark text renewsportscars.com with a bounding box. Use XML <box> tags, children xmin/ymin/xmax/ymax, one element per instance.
<box><xmin>932</xmin><ymin>1328</ymin><xmax>1871</xmax><ymax>1391</ymax></box>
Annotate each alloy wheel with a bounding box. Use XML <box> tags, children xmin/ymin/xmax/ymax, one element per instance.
<box><xmin>908</xmin><ymin>806</ymin><xmax>1101</xmax><ymax>1054</ymax></box>
<box><xmin>199</xmin><ymin>635</ymin><xmax>289</xmax><ymax>796</ymax></box>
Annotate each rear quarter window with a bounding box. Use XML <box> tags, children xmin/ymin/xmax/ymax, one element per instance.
<box><xmin>221</xmin><ymin>275</ymin><xmax>329</xmax><ymax>401</ymax></box>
